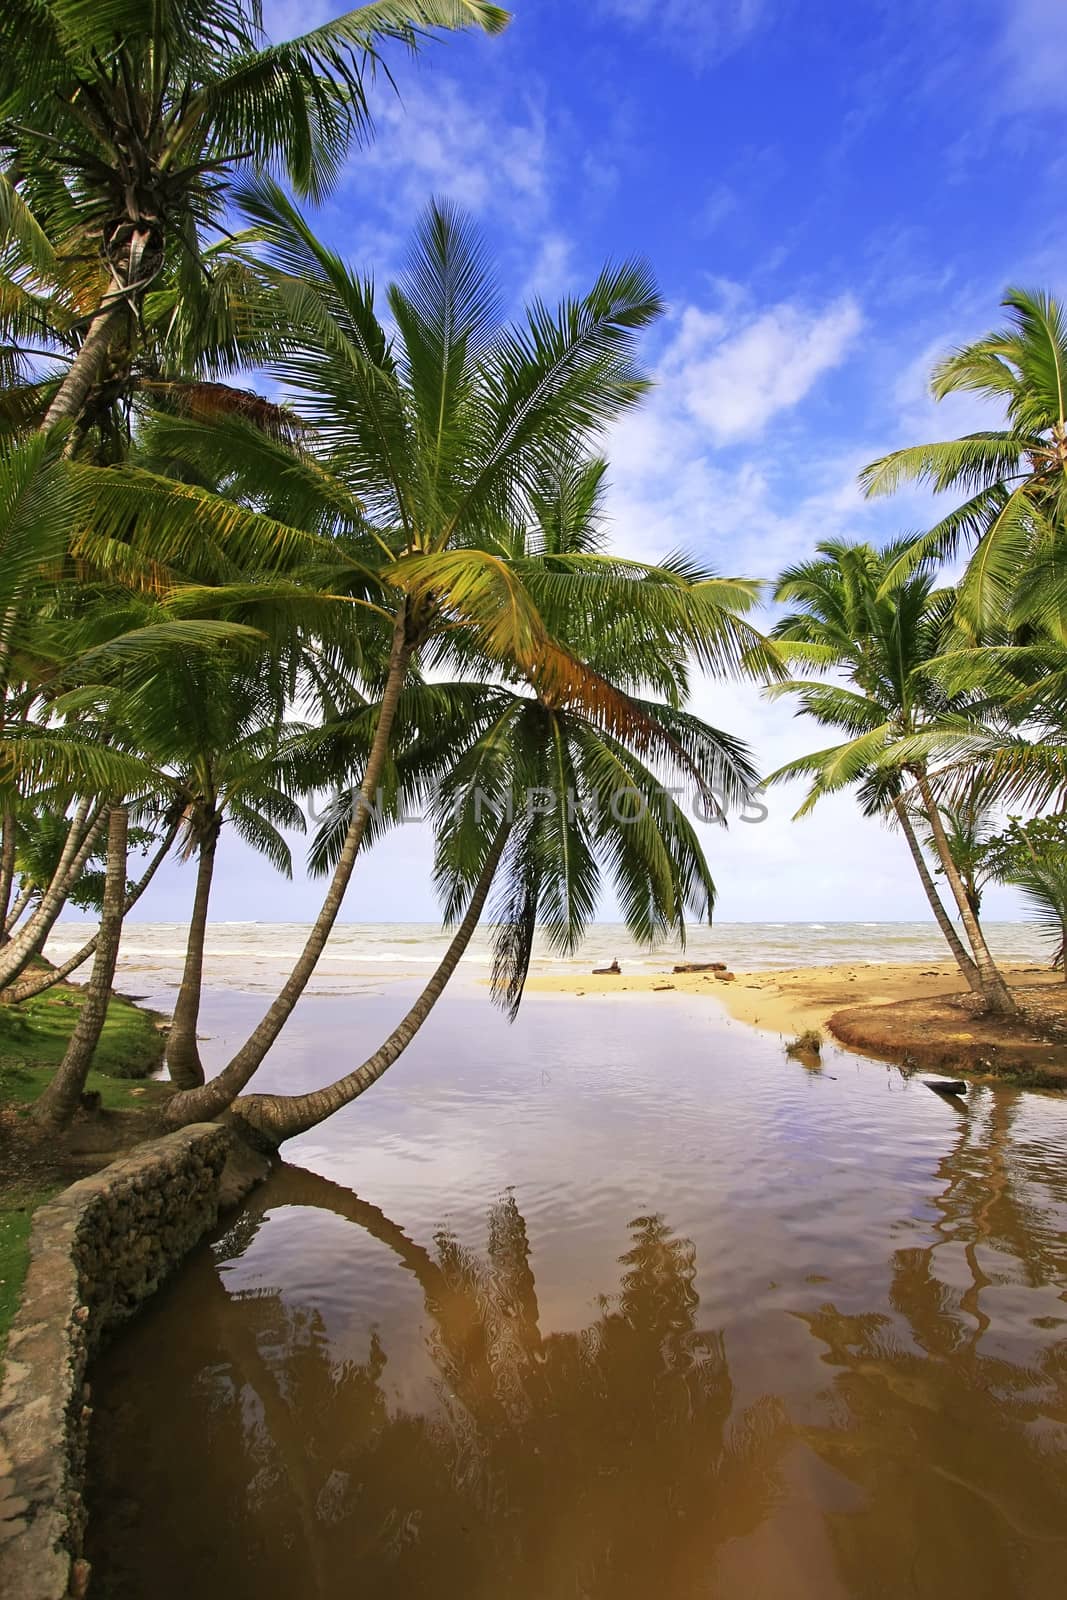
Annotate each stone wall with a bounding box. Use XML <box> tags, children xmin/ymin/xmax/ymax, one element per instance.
<box><xmin>0</xmin><ymin>1124</ymin><xmax>231</xmax><ymax>1600</ymax></box>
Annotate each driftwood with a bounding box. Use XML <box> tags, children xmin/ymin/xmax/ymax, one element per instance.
<box><xmin>592</xmin><ymin>959</ymin><xmax>621</xmax><ymax>975</ymax></box>
<box><xmin>672</xmin><ymin>961</ymin><xmax>727</xmax><ymax>974</ymax></box>
<box><xmin>924</xmin><ymin>1079</ymin><xmax>967</xmax><ymax>1096</ymax></box>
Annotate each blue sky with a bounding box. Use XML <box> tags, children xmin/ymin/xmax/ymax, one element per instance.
<box><xmin>128</xmin><ymin>0</ymin><xmax>1065</xmax><ymax>925</ymax></box>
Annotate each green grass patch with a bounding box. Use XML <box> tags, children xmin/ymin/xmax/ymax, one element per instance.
<box><xmin>0</xmin><ymin>1182</ymin><xmax>59</xmax><ymax>1354</ymax></box>
<box><xmin>0</xmin><ymin>986</ymin><xmax>164</xmax><ymax>1106</ymax></box>
<box><xmin>0</xmin><ymin>984</ymin><xmax>167</xmax><ymax>1362</ymax></box>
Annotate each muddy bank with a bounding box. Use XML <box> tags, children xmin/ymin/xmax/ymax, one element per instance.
<box><xmin>829</xmin><ymin>984</ymin><xmax>1067</xmax><ymax>1088</ymax></box>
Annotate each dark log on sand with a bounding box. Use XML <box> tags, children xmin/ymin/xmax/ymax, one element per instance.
<box><xmin>924</xmin><ymin>1079</ymin><xmax>967</xmax><ymax>1096</ymax></box>
<box><xmin>673</xmin><ymin>961</ymin><xmax>727</xmax><ymax>974</ymax></box>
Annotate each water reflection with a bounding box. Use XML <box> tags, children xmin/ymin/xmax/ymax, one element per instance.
<box><xmin>106</xmin><ymin>1173</ymin><xmax>789</xmax><ymax>1599</ymax></box>
<box><xmin>88</xmin><ymin>1085</ymin><xmax>1067</xmax><ymax>1599</ymax></box>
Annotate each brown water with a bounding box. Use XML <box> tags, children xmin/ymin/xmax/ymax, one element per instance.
<box><xmin>87</xmin><ymin>987</ymin><xmax>1067</xmax><ymax>1598</ymax></box>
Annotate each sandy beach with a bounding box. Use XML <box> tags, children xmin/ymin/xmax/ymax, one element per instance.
<box><xmin>525</xmin><ymin>960</ymin><xmax>1063</xmax><ymax>1041</ymax></box>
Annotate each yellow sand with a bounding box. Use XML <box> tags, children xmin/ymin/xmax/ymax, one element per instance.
<box><xmin>524</xmin><ymin>961</ymin><xmax>1054</xmax><ymax>1040</ymax></box>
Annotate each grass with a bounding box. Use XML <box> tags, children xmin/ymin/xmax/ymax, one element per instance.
<box><xmin>0</xmin><ymin>1181</ymin><xmax>58</xmax><ymax>1347</ymax></box>
<box><xmin>0</xmin><ymin>981</ymin><xmax>167</xmax><ymax>1362</ymax></box>
<box><xmin>786</xmin><ymin>1028</ymin><xmax>823</xmax><ymax>1058</ymax></box>
<box><xmin>0</xmin><ymin>984</ymin><xmax>165</xmax><ymax>1096</ymax></box>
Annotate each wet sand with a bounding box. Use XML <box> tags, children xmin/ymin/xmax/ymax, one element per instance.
<box><xmin>525</xmin><ymin>960</ymin><xmax>1062</xmax><ymax>1039</ymax></box>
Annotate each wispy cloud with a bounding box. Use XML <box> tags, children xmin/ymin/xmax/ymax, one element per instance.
<box><xmin>996</xmin><ymin>0</ymin><xmax>1067</xmax><ymax>108</ymax></box>
<box><xmin>353</xmin><ymin>75</ymin><xmax>549</xmax><ymax>223</ymax></box>
<box><xmin>596</xmin><ymin>0</ymin><xmax>769</xmax><ymax>62</ymax></box>
<box><xmin>520</xmin><ymin>232</ymin><xmax>576</xmax><ymax>301</ymax></box>
<box><xmin>261</xmin><ymin>0</ymin><xmax>335</xmax><ymax>40</ymax></box>
<box><xmin>661</xmin><ymin>294</ymin><xmax>863</xmax><ymax>444</ymax></box>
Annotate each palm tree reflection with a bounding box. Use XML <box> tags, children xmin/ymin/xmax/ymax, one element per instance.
<box><xmin>89</xmin><ymin>1095</ymin><xmax>1067</xmax><ymax>1600</ymax></box>
<box><xmin>187</xmin><ymin>1174</ymin><xmax>787</xmax><ymax>1599</ymax></box>
<box><xmin>795</xmin><ymin>1087</ymin><xmax>1067</xmax><ymax>1597</ymax></box>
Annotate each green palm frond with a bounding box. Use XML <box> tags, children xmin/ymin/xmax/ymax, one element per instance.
<box><xmin>859</xmin><ymin>434</ymin><xmax>1032</xmax><ymax>499</ymax></box>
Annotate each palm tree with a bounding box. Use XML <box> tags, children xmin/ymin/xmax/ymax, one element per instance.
<box><xmin>860</xmin><ymin>288</ymin><xmax>1067</xmax><ymax>632</ymax></box>
<box><xmin>30</xmin><ymin>800</ymin><xmax>129</xmax><ymax>1127</ymax></box>
<box><xmin>0</xmin><ymin>0</ymin><xmax>509</xmax><ymax>432</ymax></box>
<box><xmin>192</xmin><ymin>450</ymin><xmax>763</xmax><ymax>1143</ymax></box>
<box><xmin>232</xmin><ymin>669</ymin><xmax>758</xmax><ymax>1145</ymax></box>
<box><xmin>0</xmin><ymin>397</ymin><xmax>351</xmax><ymax>1000</ymax></box>
<box><xmin>154</xmin><ymin>664</ymin><xmax>307</xmax><ymax>1089</ymax></box>
<box><xmin>765</xmin><ymin>538</ymin><xmax>1018</xmax><ymax>1015</ymax></box>
<box><xmin>146</xmin><ymin>190</ymin><xmax>773</xmax><ymax>1126</ymax></box>
<box><xmin>918</xmin><ymin>771</ymin><xmax>999</xmax><ymax>921</ymax></box>
<box><xmin>5</xmin><ymin>805</ymin><xmax>181</xmax><ymax>1000</ymax></box>
<box><xmin>980</xmin><ymin>813</ymin><xmax>1067</xmax><ymax>977</ymax></box>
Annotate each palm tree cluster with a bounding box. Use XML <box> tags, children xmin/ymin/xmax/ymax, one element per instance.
<box><xmin>1</xmin><ymin>2</ymin><xmax>769</xmax><ymax>1141</ymax></box>
<box><xmin>767</xmin><ymin>289</ymin><xmax>1067</xmax><ymax>1015</ymax></box>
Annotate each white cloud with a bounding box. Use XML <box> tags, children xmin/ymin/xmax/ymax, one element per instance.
<box><xmin>660</xmin><ymin>294</ymin><xmax>863</xmax><ymax>445</ymax></box>
<box><xmin>261</xmin><ymin>0</ymin><xmax>334</xmax><ymax>38</ymax></box>
<box><xmin>353</xmin><ymin>75</ymin><xmax>548</xmax><ymax>224</ymax></box>
<box><xmin>520</xmin><ymin>232</ymin><xmax>575</xmax><ymax>302</ymax></box>
<box><xmin>997</xmin><ymin>0</ymin><xmax>1067</xmax><ymax>108</ymax></box>
<box><xmin>597</xmin><ymin>0</ymin><xmax>769</xmax><ymax>62</ymax></box>
<box><xmin>695</xmin><ymin>183</ymin><xmax>738</xmax><ymax>235</ymax></box>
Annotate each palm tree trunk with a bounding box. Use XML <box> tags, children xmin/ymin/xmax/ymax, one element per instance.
<box><xmin>892</xmin><ymin>796</ymin><xmax>980</xmax><ymax>989</ymax></box>
<box><xmin>31</xmin><ymin>806</ymin><xmax>129</xmax><ymax>1130</ymax></box>
<box><xmin>0</xmin><ymin>801</ymin><xmax>106</xmax><ymax>990</ymax></box>
<box><xmin>232</xmin><ymin>819</ymin><xmax>510</xmax><ymax>1147</ymax></box>
<box><xmin>164</xmin><ymin>611</ymin><xmax>414</xmax><ymax>1126</ymax></box>
<box><xmin>165</xmin><ymin>829</ymin><xmax>219</xmax><ymax>1091</ymax></box>
<box><xmin>4</xmin><ymin>882</ymin><xmax>35</xmax><ymax>934</ymax></box>
<box><xmin>0</xmin><ymin>806</ymin><xmax>15</xmax><ymax>945</ymax></box>
<box><xmin>6</xmin><ymin>813</ymin><xmax>180</xmax><ymax>1002</ymax></box>
<box><xmin>40</xmin><ymin>300</ymin><xmax>126</xmax><ymax>431</ymax></box>
<box><xmin>914</xmin><ymin>772</ymin><xmax>1018</xmax><ymax>1016</ymax></box>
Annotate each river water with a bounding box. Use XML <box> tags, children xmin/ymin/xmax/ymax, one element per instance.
<box><xmin>86</xmin><ymin>983</ymin><xmax>1067</xmax><ymax>1598</ymax></box>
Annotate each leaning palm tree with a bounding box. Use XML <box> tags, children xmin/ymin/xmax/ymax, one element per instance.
<box><xmin>228</xmin><ymin>676</ymin><xmax>758</xmax><ymax>1146</ymax></box>
<box><xmin>765</xmin><ymin>538</ymin><xmax>1018</xmax><ymax>1015</ymax></box>
<box><xmin>150</xmin><ymin>192</ymin><xmax>772</xmax><ymax>1127</ymax></box>
<box><xmin>30</xmin><ymin>801</ymin><xmax>130</xmax><ymax>1128</ymax></box>
<box><xmin>860</xmin><ymin>288</ymin><xmax>1067</xmax><ymax>631</ymax></box>
<box><xmin>125</xmin><ymin>659</ymin><xmax>309</xmax><ymax>1090</ymax></box>
<box><xmin>0</xmin><ymin>382</ymin><xmax>358</xmax><ymax>999</ymax></box>
<box><xmin>5</xmin><ymin>805</ymin><xmax>181</xmax><ymax>1001</ymax></box>
<box><xmin>918</xmin><ymin>771</ymin><xmax>999</xmax><ymax>921</ymax></box>
<box><xmin>0</xmin><ymin>0</ymin><xmax>508</xmax><ymax>432</ymax></box>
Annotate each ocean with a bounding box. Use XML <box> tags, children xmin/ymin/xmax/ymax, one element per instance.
<box><xmin>44</xmin><ymin>919</ymin><xmax>1053</xmax><ymax>996</ymax></box>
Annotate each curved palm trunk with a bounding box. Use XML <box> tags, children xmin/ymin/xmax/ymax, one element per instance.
<box><xmin>164</xmin><ymin>613</ymin><xmax>414</xmax><ymax>1127</ymax></box>
<box><xmin>40</xmin><ymin>300</ymin><xmax>126</xmax><ymax>431</ymax></box>
<box><xmin>165</xmin><ymin>830</ymin><xmax>219</xmax><ymax>1090</ymax></box>
<box><xmin>7</xmin><ymin>814</ymin><xmax>179</xmax><ymax>1002</ymax></box>
<box><xmin>892</xmin><ymin>796</ymin><xmax>980</xmax><ymax>990</ymax></box>
<box><xmin>31</xmin><ymin>806</ymin><xmax>128</xmax><ymax>1130</ymax></box>
<box><xmin>0</xmin><ymin>802</ymin><xmax>106</xmax><ymax>990</ymax></box>
<box><xmin>915</xmin><ymin>772</ymin><xmax>1018</xmax><ymax>1016</ymax></box>
<box><xmin>232</xmin><ymin>821</ymin><xmax>510</xmax><ymax>1147</ymax></box>
<box><xmin>0</xmin><ymin>807</ymin><xmax>15</xmax><ymax>945</ymax></box>
<box><xmin>5</xmin><ymin>883</ymin><xmax>35</xmax><ymax>934</ymax></box>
